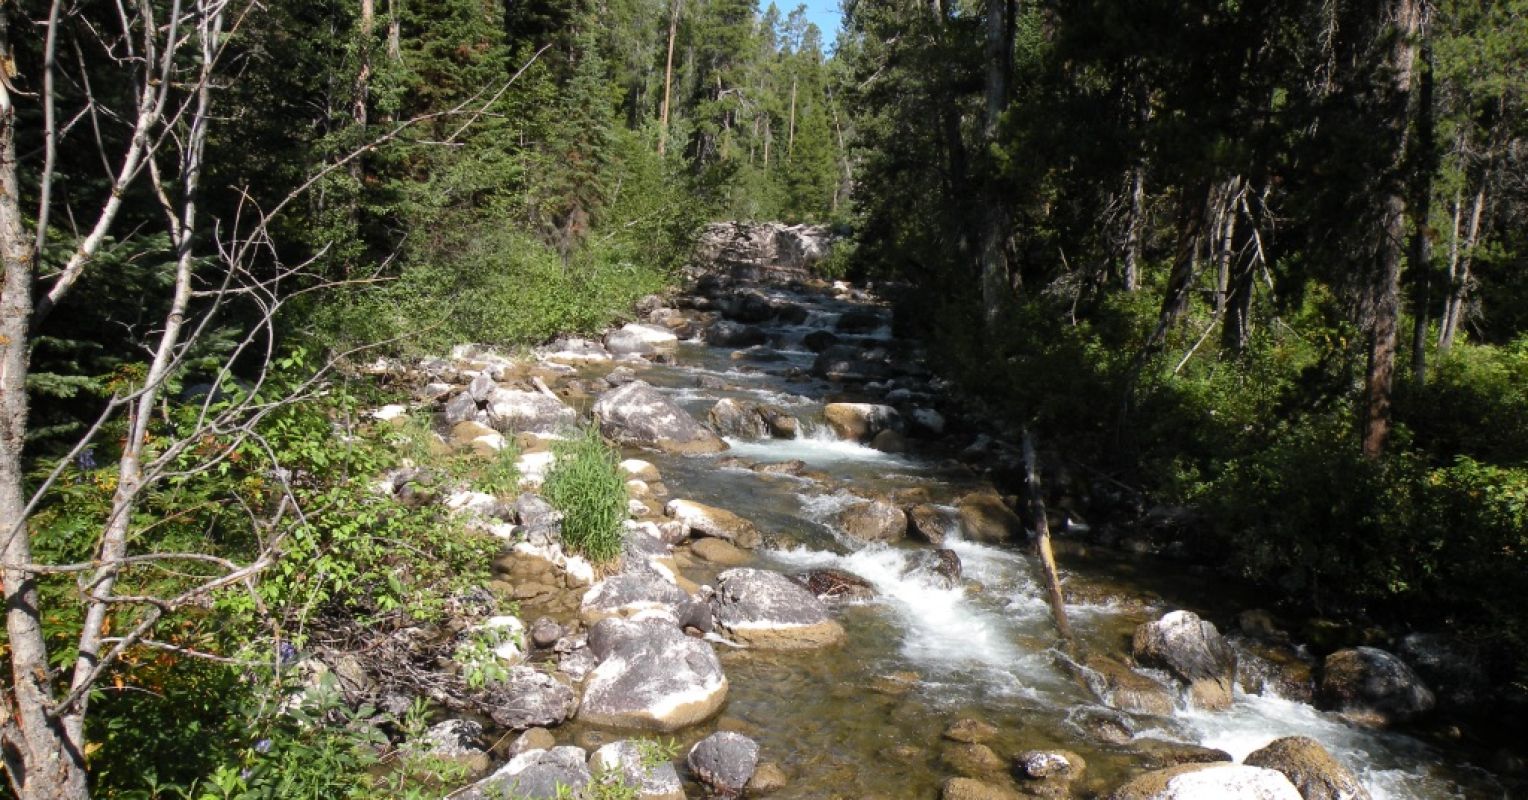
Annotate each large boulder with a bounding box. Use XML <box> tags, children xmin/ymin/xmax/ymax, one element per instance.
<box><xmin>1318</xmin><ymin>647</ymin><xmax>1434</xmax><ymax>726</ymax></box>
<box><xmin>588</xmin><ymin>740</ymin><xmax>687</xmax><ymax>800</ymax></box>
<box><xmin>580</xmin><ymin>571</ymin><xmax>691</xmax><ymax>625</ymax></box>
<box><xmin>1080</xmin><ymin>655</ymin><xmax>1177</xmax><ymax>716</ymax></box>
<box><xmin>1132</xmin><ymin>611</ymin><xmax>1238</xmax><ymax>711</ymax></box>
<box><xmin>665</xmin><ymin>499</ymin><xmax>762</xmax><ymax>548</ymax></box>
<box><xmin>605</xmin><ymin>323</ymin><xmax>679</xmax><ymax>356</ymax></box>
<box><xmin>812</xmin><ymin>345</ymin><xmax>893</xmax><ymax>382</ymax></box>
<box><xmin>1108</xmin><ymin>763</ymin><xmax>1303</xmax><ymax>800</ymax></box>
<box><xmin>956</xmin><ymin>494</ymin><xmax>1025</xmax><ymax>543</ymax></box>
<box><xmin>834</xmin><ymin>498</ymin><xmax>908</xmax><ymax>542</ymax></box>
<box><xmin>907</xmin><ymin>504</ymin><xmax>961</xmax><ymax>545</ymax></box>
<box><xmin>593</xmin><ymin>381</ymin><xmax>728</xmax><ymax>455</ymax></box>
<box><xmin>687</xmin><ymin>732</ymin><xmax>759</xmax><ymax>798</ymax></box>
<box><xmin>478</xmin><ymin>666</ymin><xmax>579</xmax><ymax>730</ymax></box>
<box><xmin>822</xmin><ymin>402</ymin><xmax>900</xmax><ymax>442</ymax></box>
<box><xmin>579</xmin><ymin>617</ymin><xmax>728</xmax><ymax>731</ymax></box>
<box><xmin>707</xmin><ymin>399</ymin><xmax>797</xmax><ymax>440</ymax></box>
<box><xmin>458</xmin><ymin>746</ymin><xmax>591</xmax><ymax>800</ymax></box>
<box><xmin>1243</xmin><ymin>737</ymin><xmax>1371</xmax><ymax>800</ymax></box>
<box><xmin>704</xmin><ymin>320</ymin><xmax>769</xmax><ymax>348</ymax></box>
<box><xmin>485</xmin><ymin>389</ymin><xmax>577</xmax><ymax>434</ymax></box>
<box><xmin>796</xmin><ymin>568</ymin><xmax>877</xmax><ymax>602</ymax></box>
<box><xmin>695</xmin><ymin>221</ymin><xmax>832</xmax><ymax>280</ymax></box>
<box><xmin>714</xmin><ymin>568</ymin><xmax>845</xmax><ymax>649</ymax></box>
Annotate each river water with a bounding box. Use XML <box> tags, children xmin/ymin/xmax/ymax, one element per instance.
<box><xmin>592</xmin><ymin>280</ymin><xmax>1506</xmax><ymax>799</ymax></box>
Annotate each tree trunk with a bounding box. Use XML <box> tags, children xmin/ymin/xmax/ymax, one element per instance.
<box><xmin>0</xmin><ymin>10</ymin><xmax>90</xmax><ymax>797</ymax></box>
<box><xmin>979</xmin><ymin>0</ymin><xmax>1017</xmax><ymax>326</ymax></box>
<box><xmin>1360</xmin><ymin>0</ymin><xmax>1422</xmax><ymax>460</ymax></box>
<box><xmin>1022</xmin><ymin>432</ymin><xmax>1076</xmax><ymax>655</ymax></box>
<box><xmin>1406</xmin><ymin>43</ymin><xmax>1434</xmax><ymax>388</ymax></box>
<box><xmin>1438</xmin><ymin>182</ymin><xmax>1485</xmax><ymax>353</ymax></box>
<box><xmin>1122</xmin><ymin>165</ymin><xmax>1145</xmax><ymax>292</ymax></box>
<box><xmin>787</xmin><ymin>76</ymin><xmax>797</xmax><ymax>159</ymax></box>
<box><xmin>658</xmin><ymin>0</ymin><xmax>679</xmax><ymax>157</ymax></box>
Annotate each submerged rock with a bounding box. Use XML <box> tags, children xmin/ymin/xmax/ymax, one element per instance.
<box><xmin>1318</xmin><ymin>647</ymin><xmax>1434</xmax><ymax>726</ymax></box>
<box><xmin>593</xmin><ymin>381</ymin><xmax>728</xmax><ymax>455</ymax></box>
<box><xmin>1131</xmin><ymin>610</ymin><xmax>1238</xmax><ymax>711</ymax></box>
<box><xmin>1079</xmin><ymin>654</ymin><xmax>1176</xmax><ymax>716</ymax></box>
<box><xmin>713</xmin><ymin>568</ymin><xmax>845</xmax><ymax>649</ymax></box>
<box><xmin>579</xmin><ymin>617</ymin><xmax>727</xmax><ymax>731</ymax></box>
<box><xmin>1243</xmin><ymin>737</ymin><xmax>1371</xmax><ymax>800</ymax></box>
<box><xmin>687</xmin><ymin>731</ymin><xmax>760</xmax><ymax>798</ymax></box>
<box><xmin>940</xmin><ymin>777</ymin><xmax>1024</xmax><ymax>800</ymax></box>
<box><xmin>904</xmin><ymin>548</ymin><xmax>962</xmax><ymax>589</ymax></box>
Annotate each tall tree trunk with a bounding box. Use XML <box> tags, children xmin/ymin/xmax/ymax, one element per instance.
<box><xmin>787</xmin><ymin>76</ymin><xmax>797</xmax><ymax>159</ymax></box>
<box><xmin>1438</xmin><ymin>182</ymin><xmax>1485</xmax><ymax>353</ymax></box>
<box><xmin>1122</xmin><ymin>165</ymin><xmax>1145</xmax><ymax>292</ymax></box>
<box><xmin>354</xmin><ymin>0</ymin><xmax>374</xmax><ymax>128</ymax></box>
<box><xmin>0</xmin><ymin>10</ymin><xmax>90</xmax><ymax>798</ymax></box>
<box><xmin>979</xmin><ymin>0</ymin><xmax>1017</xmax><ymax>326</ymax></box>
<box><xmin>1406</xmin><ymin>43</ymin><xmax>1434</xmax><ymax>388</ymax></box>
<box><xmin>1361</xmin><ymin>0</ymin><xmax>1422</xmax><ymax>460</ymax></box>
<box><xmin>658</xmin><ymin>0</ymin><xmax>679</xmax><ymax>157</ymax></box>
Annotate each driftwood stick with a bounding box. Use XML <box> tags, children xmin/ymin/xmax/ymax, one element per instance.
<box><xmin>1023</xmin><ymin>429</ymin><xmax>1077</xmax><ymax>657</ymax></box>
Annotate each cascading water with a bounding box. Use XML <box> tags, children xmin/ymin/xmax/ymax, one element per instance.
<box><xmin>630</xmin><ymin>281</ymin><xmax>1505</xmax><ymax>799</ymax></box>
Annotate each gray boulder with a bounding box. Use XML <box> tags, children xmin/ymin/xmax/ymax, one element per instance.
<box><xmin>834</xmin><ymin>498</ymin><xmax>907</xmax><ymax>542</ymax></box>
<box><xmin>706</xmin><ymin>398</ymin><xmax>797</xmax><ymax>440</ymax></box>
<box><xmin>1319</xmin><ymin>647</ymin><xmax>1434</xmax><ymax>726</ymax></box>
<box><xmin>486</xmin><ymin>388</ymin><xmax>576</xmax><ymax>434</ymax></box>
<box><xmin>605</xmin><ymin>323</ymin><xmax>679</xmax><ymax>356</ymax></box>
<box><xmin>593</xmin><ymin>381</ymin><xmax>728</xmax><ymax>455</ymax></box>
<box><xmin>821</xmin><ymin>402</ymin><xmax>900</xmax><ymax>442</ymax></box>
<box><xmin>479</xmin><ymin>666</ymin><xmax>578</xmax><ymax>730</ymax></box>
<box><xmin>665</xmin><ymin>499</ymin><xmax>761</xmax><ymax>548</ymax></box>
<box><xmin>459</xmin><ymin>746</ymin><xmax>590</xmax><ymax>800</ymax></box>
<box><xmin>579</xmin><ymin>617</ymin><xmax>728</xmax><ymax>731</ymax></box>
<box><xmin>589</xmin><ymin>740</ymin><xmax>686</xmax><ymax>800</ymax></box>
<box><xmin>1243</xmin><ymin>737</ymin><xmax>1371</xmax><ymax>800</ymax></box>
<box><xmin>1132</xmin><ymin>611</ymin><xmax>1238</xmax><ymax>711</ymax></box>
<box><xmin>687</xmin><ymin>732</ymin><xmax>759</xmax><ymax>798</ymax></box>
<box><xmin>1107</xmin><ymin>763</ymin><xmax>1302</xmax><ymax>800</ymax></box>
<box><xmin>704</xmin><ymin>320</ymin><xmax>769</xmax><ymax>348</ymax></box>
<box><xmin>580</xmin><ymin>571</ymin><xmax>691</xmax><ymax>624</ymax></box>
<box><xmin>714</xmin><ymin>568</ymin><xmax>845</xmax><ymax>649</ymax></box>
<box><xmin>907</xmin><ymin>504</ymin><xmax>961</xmax><ymax>545</ymax></box>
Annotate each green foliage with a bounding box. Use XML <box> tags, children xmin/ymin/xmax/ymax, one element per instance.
<box><xmin>454</xmin><ymin>623</ymin><xmax>522</xmax><ymax>690</ymax></box>
<box><xmin>542</xmin><ymin>427</ymin><xmax>629</xmax><ymax>563</ymax></box>
<box><xmin>634</xmin><ymin>737</ymin><xmax>680</xmax><ymax>768</ymax></box>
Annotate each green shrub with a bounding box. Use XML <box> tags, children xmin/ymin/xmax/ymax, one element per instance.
<box><xmin>541</xmin><ymin>428</ymin><xmax>628</xmax><ymax>563</ymax></box>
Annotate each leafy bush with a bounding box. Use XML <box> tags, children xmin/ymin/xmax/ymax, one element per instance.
<box><xmin>541</xmin><ymin>428</ymin><xmax>628</xmax><ymax>563</ymax></box>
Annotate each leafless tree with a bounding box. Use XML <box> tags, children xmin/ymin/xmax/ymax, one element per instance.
<box><xmin>0</xmin><ymin>3</ymin><xmax>529</xmax><ymax>797</ymax></box>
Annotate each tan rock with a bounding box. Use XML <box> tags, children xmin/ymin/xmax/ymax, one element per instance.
<box><xmin>690</xmin><ymin>537</ymin><xmax>750</xmax><ymax>566</ymax></box>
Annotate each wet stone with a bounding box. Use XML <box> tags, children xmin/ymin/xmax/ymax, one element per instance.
<box><xmin>943</xmin><ymin>718</ymin><xmax>1001</xmax><ymax>744</ymax></box>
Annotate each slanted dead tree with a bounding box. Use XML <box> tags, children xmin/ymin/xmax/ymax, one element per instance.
<box><xmin>0</xmin><ymin>4</ymin><xmax>531</xmax><ymax>797</ymax></box>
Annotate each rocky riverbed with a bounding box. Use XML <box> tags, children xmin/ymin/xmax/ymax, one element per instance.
<box><xmin>341</xmin><ymin>227</ymin><xmax>1514</xmax><ymax>799</ymax></box>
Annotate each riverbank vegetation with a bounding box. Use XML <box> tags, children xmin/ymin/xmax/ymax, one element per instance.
<box><xmin>1</xmin><ymin>1</ymin><xmax>839</xmax><ymax>796</ymax></box>
<box><xmin>836</xmin><ymin>0</ymin><xmax>1528</xmax><ymax>688</ymax></box>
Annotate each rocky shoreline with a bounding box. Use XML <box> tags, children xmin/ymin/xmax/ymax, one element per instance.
<box><xmin>316</xmin><ymin>224</ymin><xmax>1514</xmax><ymax>799</ymax></box>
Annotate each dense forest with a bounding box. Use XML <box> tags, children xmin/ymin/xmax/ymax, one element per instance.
<box><xmin>0</xmin><ymin>0</ymin><xmax>1525</xmax><ymax>797</ymax></box>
